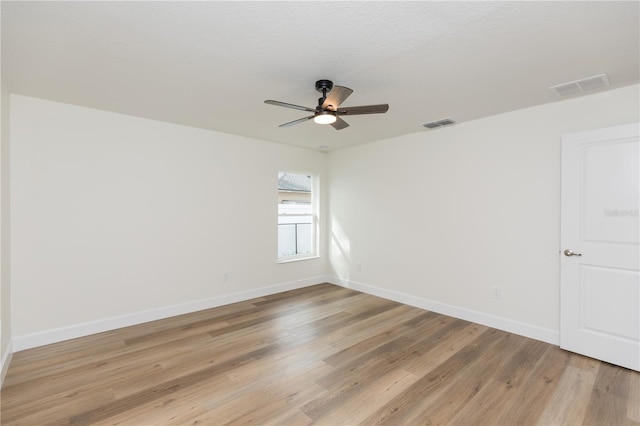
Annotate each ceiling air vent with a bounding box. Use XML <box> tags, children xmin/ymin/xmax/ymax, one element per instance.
<box><xmin>422</xmin><ymin>118</ymin><xmax>456</xmax><ymax>129</ymax></box>
<box><xmin>550</xmin><ymin>74</ymin><xmax>610</xmax><ymax>98</ymax></box>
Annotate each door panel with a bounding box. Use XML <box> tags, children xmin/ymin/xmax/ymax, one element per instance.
<box><xmin>581</xmin><ymin>266</ymin><xmax>639</xmax><ymax>339</ymax></box>
<box><xmin>561</xmin><ymin>123</ymin><xmax>640</xmax><ymax>371</ymax></box>
<box><xmin>584</xmin><ymin>141</ymin><xmax>639</xmax><ymax>244</ymax></box>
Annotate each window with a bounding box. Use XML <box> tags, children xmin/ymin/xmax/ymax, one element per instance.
<box><xmin>277</xmin><ymin>172</ymin><xmax>317</xmax><ymax>261</ymax></box>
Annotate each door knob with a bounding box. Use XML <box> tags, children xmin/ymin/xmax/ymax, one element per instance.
<box><xmin>563</xmin><ymin>249</ymin><xmax>582</xmax><ymax>257</ymax></box>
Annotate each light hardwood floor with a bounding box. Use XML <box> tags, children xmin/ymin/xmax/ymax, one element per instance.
<box><xmin>1</xmin><ymin>283</ymin><xmax>639</xmax><ymax>425</ymax></box>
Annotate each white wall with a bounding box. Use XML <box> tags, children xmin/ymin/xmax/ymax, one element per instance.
<box><xmin>1</xmin><ymin>0</ymin><xmax>14</xmax><ymax>381</ymax></box>
<box><xmin>328</xmin><ymin>85</ymin><xmax>640</xmax><ymax>343</ymax></box>
<box><xmin>7</xmin><ymin>85</ymin><xmax>639</xmax><ymax>353</ymax></box>
<box><xmin>10</xmin><ymin>95</ymin><xmax>327</xmax><ymax>349</ymax></box>
<box><xmin>1</xmin><ymin>75</ymin><xmax>13</xmax><ymax>382</ymax></box>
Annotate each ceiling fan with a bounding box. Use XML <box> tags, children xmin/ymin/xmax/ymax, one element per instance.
<box><xmin>265</xmin><ymin>80</ymin><xmax>389</xmax><ymax>130</ymax></box>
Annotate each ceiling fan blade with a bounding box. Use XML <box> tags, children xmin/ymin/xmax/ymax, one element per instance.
<box><xmin>265</xmin><ymin>100</ymin><xmax>315</xmax><ymax>112</ymax></box>
<box><xmin>331</xmin><ymin>117</ymin><xmax>350</xmax><ymax>130</ymax></box>
<box><xmin>279</xmin><ymin>116</ymin><xmax>315</xmax><ymax>128</ymax></box>
<box><xmin>322</xmin><ymin>85</ymin><xmax>353</xmax><ymax>110</ymax></box>
<box><xmin>337</xmin><ymin>104</ymin><xmax>389</xmax><ymax>115</ymax></box>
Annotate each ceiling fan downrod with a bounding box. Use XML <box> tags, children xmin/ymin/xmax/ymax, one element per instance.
<box><xmin>315</xmin><ymin>79</ymin><xmax>334</xmax><ymax>107</ymax></box>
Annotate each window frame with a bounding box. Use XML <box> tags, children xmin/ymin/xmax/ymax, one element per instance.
<box><xmin>277</xmin><ymin>172</ymin><xmax>319</xmax><ymax>263</ymax></box>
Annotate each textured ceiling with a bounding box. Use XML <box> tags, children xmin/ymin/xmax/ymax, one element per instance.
<box><xmin>2</xmin><ymin>1</ymin><xmax>639</xmax><ymax>151</ymax></box>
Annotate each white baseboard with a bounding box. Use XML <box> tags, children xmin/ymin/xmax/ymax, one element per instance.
<box><xmin>12</xmin><ymin>275</ymin><xmax>559</xmax><ymax>353</ymax></box>
<box><xmin>13</xmin><ymin>276</ymin><xmax>328</xmax><ymax>352</ymax></box>
<box><xmin>328</xmin><ymin>276</ymin><xmax>559</xmax><ymax>345</ymax></box>
<box><xmin>1</xmin><ymin>339</ymin><xmax>14</xmax><ymax>387</ymax></box>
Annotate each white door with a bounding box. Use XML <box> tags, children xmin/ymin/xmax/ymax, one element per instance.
<box><xmin>561</xmin><ymin>122</ymin><xmax>640</xmax><ymax>371</ymax></box>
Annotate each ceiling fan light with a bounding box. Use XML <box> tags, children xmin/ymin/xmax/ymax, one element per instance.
<box><xmin>314</xmin><ymin>112</ymin><xmax>337</xmax><ymax>125</ymax></box>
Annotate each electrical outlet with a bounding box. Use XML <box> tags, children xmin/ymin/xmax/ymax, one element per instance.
<box><xmin>356</xmin><ymin>263</ymin><xmax>362</xmax><ymax>272</ymax></box>
<box><xmin>491</xmin><ymin>287</ymin><xmax>502</xmax><ymax>300</ymax></box>
<box><xmin>223</xmin><ymin>272</ymin><xmax>229</xmax><ymax>282</ymax></box>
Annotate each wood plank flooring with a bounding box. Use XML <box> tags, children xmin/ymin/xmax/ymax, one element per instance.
<box><xmin>1</xmin><ymin>283</ymin><xmax>638</xmax><ymax>425</ymax></box>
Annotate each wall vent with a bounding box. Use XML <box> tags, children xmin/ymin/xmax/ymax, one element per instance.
<box><xmin>422</xmin><ymin>118</ymin><xmax>456</xmax><ymax>129</ymax></box>
<box><xmin>549</xmin><ymin>74</ymin><xmax>610</xmax><ymax>98</ymax></box>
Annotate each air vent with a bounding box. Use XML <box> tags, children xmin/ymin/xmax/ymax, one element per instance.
<box><xmin>422</xmin><ymin>118</ymin><xmax>456</xmax><ymax>129</ymax></box>
<box><xmin>550</xmin><ymin>74</ymin><xmax>610</xmax><ymax>98</ymax></box>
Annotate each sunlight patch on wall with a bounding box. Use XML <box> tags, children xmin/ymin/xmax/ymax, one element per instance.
<box><xmin>329</xmin><ymin>215</ymin><xmax>351</xmax><ymax>280</ymax></box>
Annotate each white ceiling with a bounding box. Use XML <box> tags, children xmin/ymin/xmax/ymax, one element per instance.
<box><xmin>2</xmin><ymin>1</ymin><xmax>639</xmax><ymax>151</ymax></box>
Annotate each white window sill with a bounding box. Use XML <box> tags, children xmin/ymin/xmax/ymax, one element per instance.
<box><xmin>277</xmin><ymin>255</ymin><xmax>321</xmax><ymax>264</ymax></box>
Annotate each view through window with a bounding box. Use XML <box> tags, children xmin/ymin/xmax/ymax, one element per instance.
<box><xmin>278</xmin><ymin>172</ymin><xmax>316</xmax><ymax>260</ymax></box>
